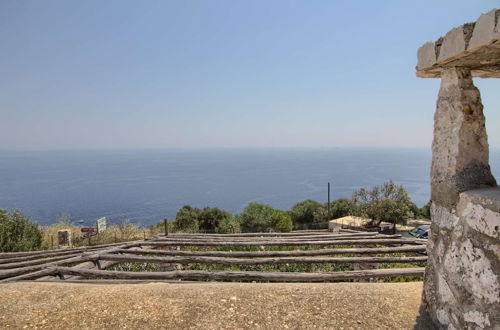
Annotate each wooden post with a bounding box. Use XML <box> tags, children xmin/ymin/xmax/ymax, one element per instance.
<box><xmin>327</xmin><ymin>182</ymin><xmax>331</xmax><ymax>218</ymax></box>
<box><xmin>143</xmin><ymin>231</ymin><xmax>146</xmax><ymax>240</ymax></box>
<box><xmin>164</xmin><ymin>219</ymin><xmax>168</xmax><ymax>236</ymax></box>
<box><xmin>51</xmin><ymin>235</ymin><xmax>54</xmax><ymax>250</ymax></box>
<box><xmin>114</xmin><ymin>232</ymin><xmax>117</xmax><ymax>243</ymax></box>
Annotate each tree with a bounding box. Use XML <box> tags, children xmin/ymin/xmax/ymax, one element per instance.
<box><xmin>418</xmin><ymin>201</ymin><xmax>432</xmax><ymax>219</ymax></box>
<box><xmin>0</xmin><ymin>209</ymin><xmax>42</xmax><ymax>252</ymax></box>
<box><xmin>269</xmin><ymin>210</ymin><xmax>293</xmax><ymax>232</ymax></box>
<box><xmin>198</xmin><ymin>207</ymin><xmax>232</xmax><ymax>233</ymax></box>
<box><xmin>289</xmin><ymin>200</ymin><xmax>322</xmax><ymax>229</ymax></box>
<box><xmin>351</xmin><ymin>181</ymin><xmax>414</xmax><ymax>227</ymax></box>
<box><xmin>173</xmin><ymin>205</ymin><xmax>201</xmax><ymax>233</ymax></box>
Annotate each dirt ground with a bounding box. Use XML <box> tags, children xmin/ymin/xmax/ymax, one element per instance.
<box><xmin>0</xmin><ymin>281</ymin><xmax>435</xmax><ymax>330</ymax></box>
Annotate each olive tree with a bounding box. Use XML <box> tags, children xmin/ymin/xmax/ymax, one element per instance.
<box><xmin>351</xmin><ymin>181</ymin><xmax>414</xmax><ymax>227</ymax></box>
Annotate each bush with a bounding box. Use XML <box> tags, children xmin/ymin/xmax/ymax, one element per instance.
<box><xmin>0</xmin><ymin>209</ymin><xmax>42</xmax><ymax>252</ymax></box>
<box><xmin>312</xmin><ymin>198</ymin><xmax>355</xmax><ymax>223</ymax></box>
<box><xmin>198</xmin><ymin>207</ymin><xmax>233</xmax><ymax>233</ymax></box>
<box><xmin>269</xmin><ymin>210</ymin><xmax>293</xmax><ymax>232</ymax></box>
<box><xmin>289</xmin><ymin>200</ymin><xmax>322</xmax><ymax>229</ymax></box>
<box><xmin>238</xmin><ymin>203</ymin><xmax>277</xmax><ymax>232</ymax></box>
<box><xmin>216</xmin><ymin>217</ymin><xmax>241</xmax><ymax>234</ymax></box>
<box><xmin>173</xmin><ymin>205</ymin><xmax>201</xmax><ymax>233</ymax></box>
<box><xmin>238</xmin><ymin>202</ymin><xmax>292</xmax><ymax>233</ymax></box>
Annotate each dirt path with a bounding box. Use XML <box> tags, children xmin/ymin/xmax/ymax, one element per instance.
<box><xmin>0</xmin><ymin>281</ymin><xmax>435</xmax><ymax>329</ymax></box>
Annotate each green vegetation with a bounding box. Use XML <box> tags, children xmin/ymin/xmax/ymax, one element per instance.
<box><xmin>0</xmin><ymin>209</ymin><xmax>42</xmax><ymax>252</ymax></box>
<box><xmin>351</xmin><ymin>181</ymin><xmax>414</xmax><ymax>227</ymax></box>
<box><xmin>289</xmin><ymin>200</ymin><xmax>321</xmax><ymax>229</ymax></box>
<box><xmin>238</xmin><ymin>202</ymin><xmax>292</xmax><ymax>232</ymax></box>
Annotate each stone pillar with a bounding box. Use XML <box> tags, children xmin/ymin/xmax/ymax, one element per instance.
<box><xmin>424</xmin><ymin>67</ymin><xmax>499</xmax><ymax>329</ymax></box>
<box><xmin>430</xmin><ymin>68</ymin><xmax>496</xmax><ymax>210</ymax></box>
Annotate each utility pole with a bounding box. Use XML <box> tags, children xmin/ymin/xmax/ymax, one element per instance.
<box><xmin>327</xmin><ymin>182</ymin><xmax>331</xmax><ymax>218</ymax></box>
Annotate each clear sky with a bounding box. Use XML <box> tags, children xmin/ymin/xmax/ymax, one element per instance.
<box><xmin>1</xmin><ymin>1</ymin><xmax>499</xmax><ymax>149</ymax></box>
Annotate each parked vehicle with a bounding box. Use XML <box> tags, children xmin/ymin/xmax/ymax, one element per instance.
<box><xmin>409</xmin><ymin>225</ymin><xmax>430</xmax><ymax>239</ymax></box>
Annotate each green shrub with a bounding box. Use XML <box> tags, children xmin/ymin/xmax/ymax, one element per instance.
<box><xmin>216</xmin><ymin>217</ymin><xmax>241</xmax><ymax>234</ymax></box>
<box><xmin>269</xmin><ymin>210</ymin><xmax>293</xmax><ymax>232</ymax></box>
<box><xmin>173</xmin><ymin>205</ymin><xmax>201</xmax><ymax>233</ymax></box>
<box><xmin>198</xmin><ymin>207</ymin><xmax>233</xmax><ymax>233</ymax></box>
<box><xmin>0</xmin><ymin>209</ymin><xmax>42</xmax><ymax>252</ymax></box>
<box><xmin>289</xmin><ymin>200</ymin><xmax>321</xmax><ymax>229</ymax></box>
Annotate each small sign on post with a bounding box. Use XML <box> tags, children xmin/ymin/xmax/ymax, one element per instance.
<box><xmin>57</xmin><ymin>229</ymin><xmax>71</xmax><ymax>247</ymax></box>
<box><xmin>96</xmin><ymin>217</ymin><xmax>107</xmax><ymax>232</ymax></box>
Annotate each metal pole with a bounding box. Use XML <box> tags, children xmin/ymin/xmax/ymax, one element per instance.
<box><xmin>327</xmin><ymin>182</ymin><xmax>331</xmax><ymax>218</ymax></box>
<box><xmin>164</xmin><ymin>218</ymin><xmax>168</xmax><ymax>236</ymax></box>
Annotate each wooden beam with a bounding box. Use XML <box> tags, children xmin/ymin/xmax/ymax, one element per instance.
<box><xmin>0</xmin><ymin>241</ymin><xmax>141</xmax><ymax>259</ymax></box>
<box><xmin>0</xmin><ymin>254</ymin><xmax>97</xmax><ymax>280</ymax></box>
<box><xmin>51</xmin><ymin>266</ymin><xmax>425</xmax><ymax>282</ymax></box>
<box><xmin>141</xmin><ymin>238</ymin><xmax>423</xmax><ymax>247</ymax></box>
<box><xmin>98</xmin><ymin>253</ymin><xmax>427</xmax><ymax>265</ymax></box>
<box><xmin>0</xmin><ymin>253</ymin><xmax>83</xmax><ymax>270</ymax></box>
<box><xmin>114</xmin><ymin>245</ymin><xmax>427</xmax><ymax>257</ymax></box>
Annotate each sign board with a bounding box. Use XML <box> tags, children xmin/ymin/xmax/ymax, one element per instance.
<box><xmin>81</xmin><ymin>227</ymin><xmax>97</xmax><ymax>233</ymax></box>
<box><xmin>58</xmin><ymin>229</ymin><xmax>71</xmax><ymax>246</ymax></box>
<box><xmin>96</xmin><ymin>217</ymin><xmax>107</xmax><ymax>232</ymax></box>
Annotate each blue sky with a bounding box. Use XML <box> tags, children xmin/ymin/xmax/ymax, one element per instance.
<box><xmin>1</xmin><ymin>1</ymin><xmax>499</xmax><ymax>149</ymax></box>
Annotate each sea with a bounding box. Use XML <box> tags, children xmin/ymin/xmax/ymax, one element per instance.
<box><xmin>1</xmin><ymin>148</ymin><xmax>499</xmax><ymax>227</ymax></box>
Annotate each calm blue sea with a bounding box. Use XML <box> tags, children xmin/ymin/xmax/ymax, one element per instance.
<box><xmin>0</xmin><ymin>148</ymin><xmax>499</xmax><ymax>227</ymax></box>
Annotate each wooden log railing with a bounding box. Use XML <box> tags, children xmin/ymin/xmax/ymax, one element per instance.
<box><xmin>140</xmin><ymin>238</ymin><xmax>422</xmax><ymax>247</ymax></box>
<box><xmin>98</xmin><ymin>253</ymin><xmax>428</xmax><ymax>265</ymax></box>
<box><xmin>0</xmin><ymin>231</ymin><xmax>427</xmax><ymax>283</ymax></box>
<box><xmin>113</xmin><ymin>245</ymin><xmax>427</xmax><ymax>258</ymax></box>
<box><xmin>50</xmin><ymin>266</ymin><xmax>426</xmax><ymax>282</ymax></box>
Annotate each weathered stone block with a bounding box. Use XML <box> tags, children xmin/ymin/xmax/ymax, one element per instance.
<box><xmin>468</xmin><ymin>9</ymin><xmax>500</xmax><ymax>51</ymax></box>
<box><xmin>438</xmin><ymin>26</ymin><xmax>467</xmax><ymax>62</ymax></box>
<box><xmin>417</xmin><ymin>41</ymin><xmax>436</xmax><ymax>70</ymax></box>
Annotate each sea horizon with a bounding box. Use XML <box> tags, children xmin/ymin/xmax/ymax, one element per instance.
<box><xmin>1</xmin><ymin>147</ymin><xmax>499</xmax><ymax>227</ymax></box>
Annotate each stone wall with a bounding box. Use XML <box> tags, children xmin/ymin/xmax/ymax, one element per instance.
<box><xmin>424</xmin><ymin>188</ymin><xmax>499</xmax><ymax>329</ymax></box>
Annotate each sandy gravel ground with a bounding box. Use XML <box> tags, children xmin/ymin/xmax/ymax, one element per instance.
<box><xmin>0</xmin><ymin>281</ymin><xmax>435</xmax><ymax>330</ymax></box>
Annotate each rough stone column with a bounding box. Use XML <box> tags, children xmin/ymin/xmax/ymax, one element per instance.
<box><xmin>424</xmin><ymin>67</ymin><xmax>499</xmax><ymax>329</ymax></box>
<box><xmin>431</xmin><ymin>67</ymin><xmax>497</xmax><ymax>210</ymax></box>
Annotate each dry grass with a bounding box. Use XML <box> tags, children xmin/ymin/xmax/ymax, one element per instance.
<box><xmin>39</xmin><ymin>220</ymin><xmax>161</xmax><ymax>249</ymax></box>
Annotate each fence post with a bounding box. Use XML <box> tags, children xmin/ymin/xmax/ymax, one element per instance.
<box><xmin>51</xmin><ymin>235</ymin><xmax>54</xmax><ymax>249</ymax></box>
<box><xmin>164</xmin><ymin>218</ymin><xmax>168</xmax><ymax>236</ymax></box>
<box><xmin>143</xmin><ymin>230</ymin><xmax>146</xmax><ymax>240</ymax></box>
<box><xmin>114</xmin><ymin>232</ymin><xmax>117</xmax><ymax>243</ymax></box>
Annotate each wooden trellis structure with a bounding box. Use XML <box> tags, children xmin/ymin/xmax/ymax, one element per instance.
<box><xmin>0</xmin><ymin>230</ymin><xmax>427</xmax><ymax>283</ymax></box>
